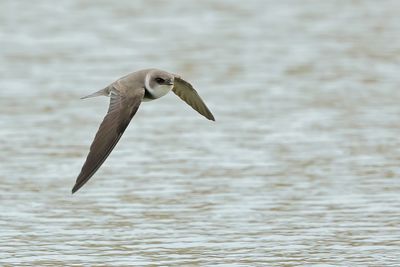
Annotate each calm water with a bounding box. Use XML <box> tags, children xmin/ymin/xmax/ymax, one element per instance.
<box><xmin>1</xmin><ymin>0</ymin><xmax>400</xmax><ymax>266</ymax></box>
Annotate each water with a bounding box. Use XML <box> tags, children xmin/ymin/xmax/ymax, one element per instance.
<box><xmin>1</xmin><ymin>0</ymin><xmax>400</xmax><ymax>266</ymax></box>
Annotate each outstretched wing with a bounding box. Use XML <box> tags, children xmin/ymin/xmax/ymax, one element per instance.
<box><xmin>172</xmin><ymin>77</ymin><xmax>215</xmax><ymax>121</ymax></box>
<box><xmin>72</xmin><ymin>84</ymin><xmax>145</xmax><ymax>193</ymax></box>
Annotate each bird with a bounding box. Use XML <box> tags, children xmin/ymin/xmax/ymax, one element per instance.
<box><xmin>71</xmin><ymin>69</ymin><xmax>215</xmax><ymax>194</ymax></box>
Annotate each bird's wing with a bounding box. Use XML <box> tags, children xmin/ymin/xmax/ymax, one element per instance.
<box><xmin>172</xmin><ymin>77</ymin><xmax>215</xmax><ymax>121</ymax></box>
<box><xmin>72</xmin><ymin>83</ymin><xmax>145</xmax><ymax>193</ymax></box>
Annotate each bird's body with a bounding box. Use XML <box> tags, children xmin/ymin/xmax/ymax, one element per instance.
<box><xmin>72</xmin><ymin>69</ymin><xmax>214</xmax><ymax>193</ymax></box>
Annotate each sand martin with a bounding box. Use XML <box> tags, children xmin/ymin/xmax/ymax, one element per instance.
<box><xmin>72</xmin><ymin>69</ymin><xmax>214</xmax><ymax>193</ymax></box>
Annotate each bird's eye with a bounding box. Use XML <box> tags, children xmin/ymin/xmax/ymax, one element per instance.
<box><xmin>155</xmin><ymin>77</ymin><xmax>165</xmax><ymax>83</ymax></box>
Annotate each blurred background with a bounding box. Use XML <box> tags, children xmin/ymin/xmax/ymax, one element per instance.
<box><xmin>1</xmin><ymin>0</ymin><xmax>399</xmax><ymax>265</ymax></box>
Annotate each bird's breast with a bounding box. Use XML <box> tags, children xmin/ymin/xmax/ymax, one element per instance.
<box><xmin>143</xmin><ymin>88</ymin><xmax>156</xmax><ymax>102</ymax></box>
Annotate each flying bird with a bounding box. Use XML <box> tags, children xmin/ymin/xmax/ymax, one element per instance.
<box><xmin>72</xmin><ymin>69</ymin><xmax>215</xmax><ymax>194</ymax></box>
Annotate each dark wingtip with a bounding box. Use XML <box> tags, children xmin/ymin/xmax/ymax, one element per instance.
<box><xmin>207</xmin><ymin>113</ymin><xmax>215</xmax><ymax>121</ymax></box>
<box><xmin>71</xmin><ymin>184</ymin><xmax>80</xmax><ymax>194</ymax></box>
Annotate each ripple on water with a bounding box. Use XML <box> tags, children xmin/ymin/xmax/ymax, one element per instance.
<box><xmin>1</xmin><ymin>0</ymin><xmax>400</xmax><ymax>266</ymax></box>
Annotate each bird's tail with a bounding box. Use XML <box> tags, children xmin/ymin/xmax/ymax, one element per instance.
<box><xmin>80</xmin><ymin>88</ymin><xmax>110</xmax><ymax>99</ymax></box>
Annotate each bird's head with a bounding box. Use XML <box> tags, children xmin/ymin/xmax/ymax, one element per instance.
<box><xmin>145</xmin><ymin>70</ymin><xmax>175</xmax><ymax>99</ymax></box>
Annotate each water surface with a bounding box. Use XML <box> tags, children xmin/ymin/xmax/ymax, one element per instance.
<box><xmin>1</xmin><ymin>0</ymin><xmax>400</xmax><ymax>266</ymax></box>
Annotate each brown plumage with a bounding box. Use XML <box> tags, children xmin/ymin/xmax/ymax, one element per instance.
<box><xmin>72</xmin><ymin>69</ymin><xmax>215</xmax><ymax>193</ymax></box>
<box><xmin>172</xmin><ymin>77</ymin><xmax>215</xmax><ymax>121</ymax></box>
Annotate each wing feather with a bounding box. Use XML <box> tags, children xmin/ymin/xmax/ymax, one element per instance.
<box><xmin>72</xmin><ymin>85</ymin><xmax>145</xmax><ymax>193</ymax></box>
<box><xmin>172</xmin><ymin>77</ymin><xmax>215</xmax><ymax>121</ymax></box>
